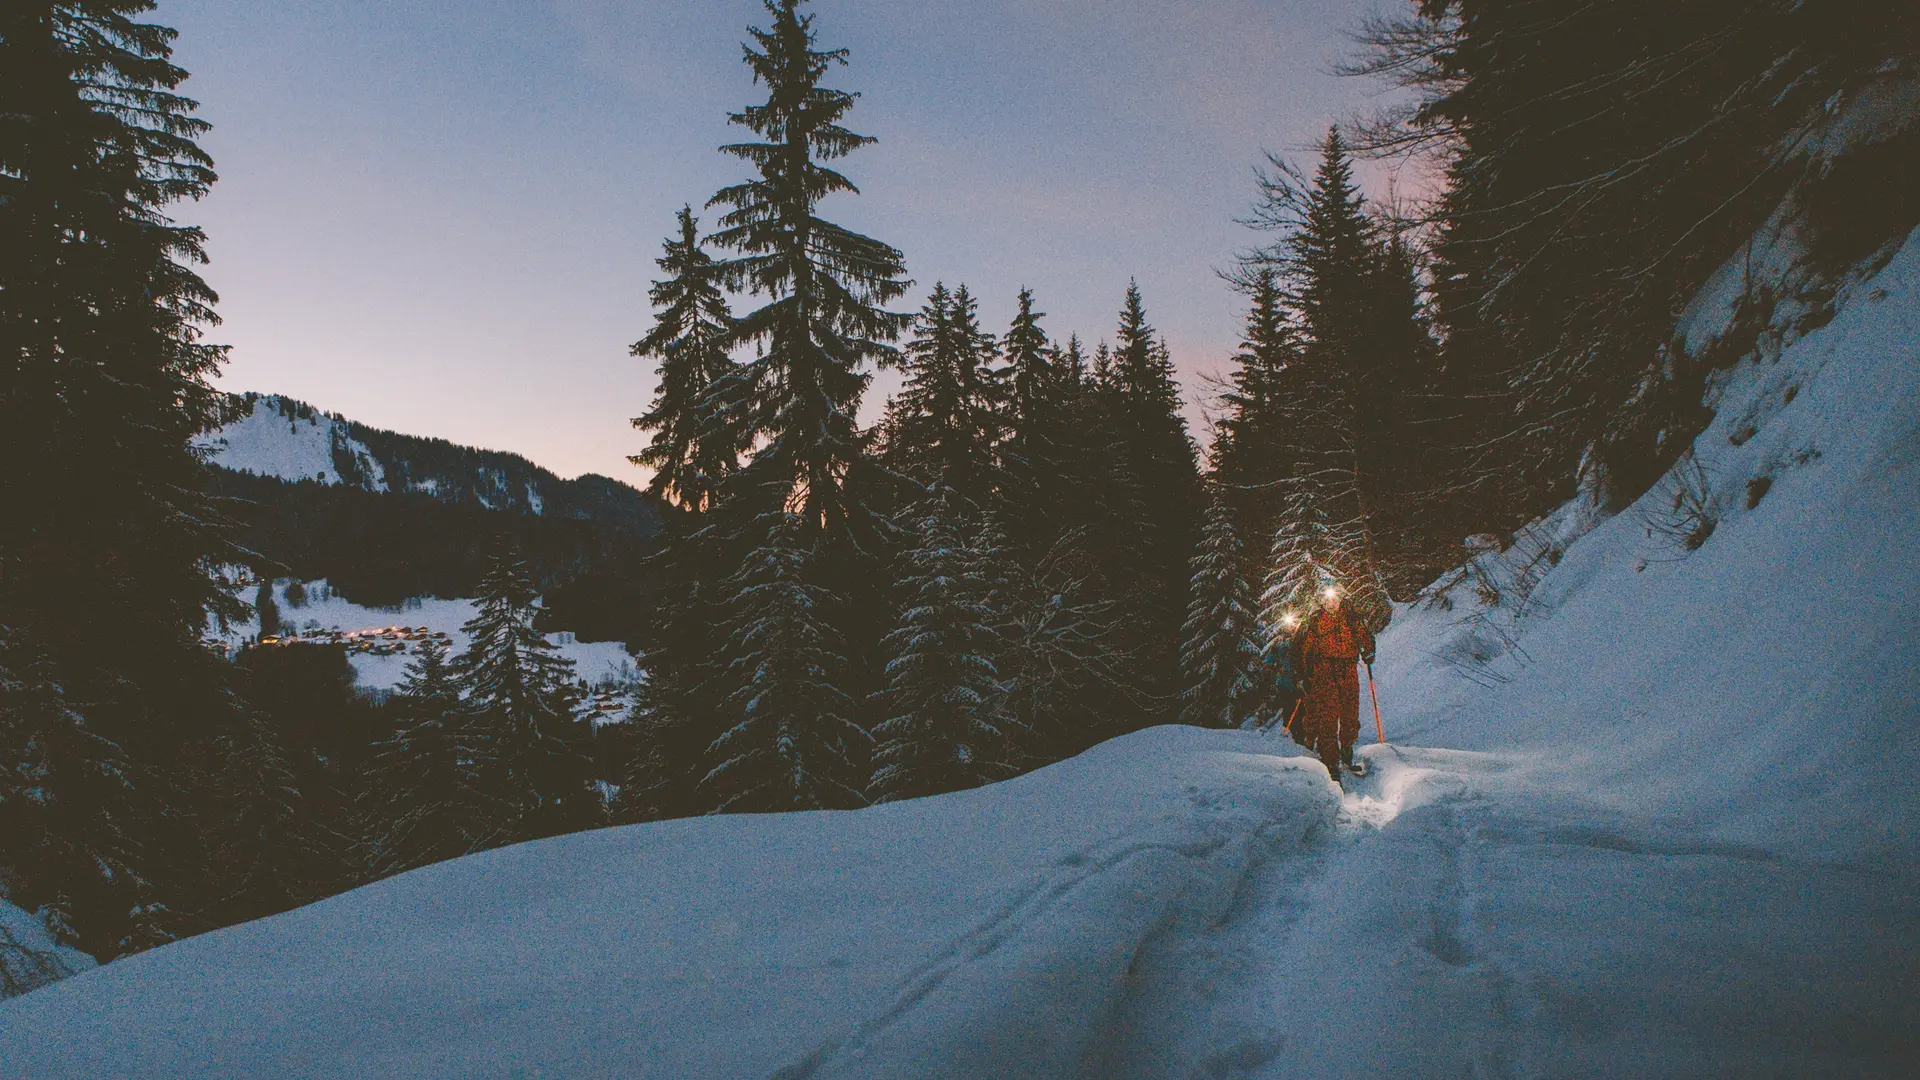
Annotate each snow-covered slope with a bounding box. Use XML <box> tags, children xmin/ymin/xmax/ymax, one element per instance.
<box><xmin>198</xmin><ymin>394</ymin><xmax>387</xmax><ymax>489</ymax></box>
<box><xmin>197</xmin><ymin>392</ymin><xmax>663</xmax><ymax>533</ymax></box>
<box><xmin>8</xmin><ymin>243</ymin><xmax>1918</xmax><ymax>1076</ymax></box>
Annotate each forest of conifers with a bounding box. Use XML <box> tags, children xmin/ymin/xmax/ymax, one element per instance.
<box><xmin>2</xmin><ymin>0</ymin><xmax>1914</xmax><ymax>962</ymax></box>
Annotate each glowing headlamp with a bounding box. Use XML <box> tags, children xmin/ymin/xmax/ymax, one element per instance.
<box><xmin>1322</xmin><ymin>586</ymin><xmax>1340</xmax><ymax>601</ymax></box>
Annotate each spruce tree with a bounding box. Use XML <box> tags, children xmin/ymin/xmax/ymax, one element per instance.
<box><xmin>990</xmin><ymin>528</ymin><xmax>1125</xmax><ymax>765</ymax></box>
<box><xmin>996</xmin><ymin>288</ymin><xmax>1073</xmax><ymax>554</ymax></box>
<box><xmin>682</xmin><ymin>0</ymin><xmax>911</xmax><ymax>813</ymax></box>
<box><xmin>705</xmin><ymin>0</ymin><xmax>911</xmax><ymax>535</ymax></box>
<box><xmin>1236</xmin><ymin>128</ymin><xmax>1408</xmax><ymax>624</ymax></box>
<box><xmin>703</xmin><ymin>506</ymin><xmax>868</xmax><ymax>812</ymax></box>
<box><xmin>1104</xmin><ymin>282</ymin><xmax>1204</xmax><ymax>717</ymax></box>
<box><xmin>359</xmin><ymin>642</ymin><xmax>493</xmax><ymax>876</ymax></box>
<box><xmin>0</xmin><ymin>0</ymin><xmax>242</xmax><ymax>958</ymax></box>
<box><xmin>455</xmin><ymin>546</ymin><xmax>599</xmax><ymax>843</ymax></box>
<box><xmin>1211</xmin><ymin>269</ymin><xmax>1295</xmax><ymax>539</ymax></box>
<box><xmin>631</xmin><ymin>206</ymin><xmax>741</xmax><ymax>512</ymax></box>
<box><xmin>882</xmin><ymin>282</ymin><xmax>1000</xmax><ymax>504</ymax></box>
<box><xmin>1179</xmin><ymin>495</ymin><xmax>1265</xmax><ymax>729</ymax></box>
<box><xmin>870</xmin><ymin>491</ymin><xmax>1007</xmax><ymax>802</ymax></box>
<box><xmin>202</xmin><ymin>709</ymin><xmax>339</xmax><ymax>928</ymax></box>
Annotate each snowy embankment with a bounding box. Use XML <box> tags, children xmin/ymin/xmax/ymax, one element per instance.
<box><xmin>7</xmin><ymin>242</ymin><xmax>1920</xmax><ymax>1074</ymax></box>
<box><xmin>221</xmin><ymin>578</ymin><xmax>635</xmax><ymax>693</ymax></box>
<box><xmin>0</xmin><ymin>729</ymin><xmax>1337</xmax><ymax>1077</ymax></box>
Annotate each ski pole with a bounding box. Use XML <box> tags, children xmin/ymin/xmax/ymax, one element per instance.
<box><xmin>1365</xmin><ymin>660</ymin><xmax>1386</xmax><ymax>745</ymax></box>
<box><xmin>1281</xmin><ymin>695</ymin><xmax>1304</xmax><ymax>734</ymax></box>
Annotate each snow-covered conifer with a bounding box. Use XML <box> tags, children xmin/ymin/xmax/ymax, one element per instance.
<box><xmin>988</xmin><ymin>529</ymin><xmax>1124</xmax><ymax>765</ymax></box>
<box><xmin>0</xmin><ymin>0</ymin><xmax>245</xmax><ymax>955</ymax></box>
<box><xmin>360</xmin><ymin>642</ymin><xmax>494</xmax><ymax>876</ymax></box>
<box><xmin>455</xmin><ymin>547</ymin><xmax>599</xmax><ymax>842</ymax></box>
<box><xmin>881</xmin><ymin>283</ymin><xmax>1002</xmax><ymax>504</ymax></box>
<box><xmin>871</xmin><ymin>493</ymin><xmax>1007</xmax><ymax>802</ymax></box>
<box><xmin>705</xmin><ymin>0</ymin><xmax>911</xmax><ymax>535</ymax></box>
<box><xmin>1180</xmin><ymin>496</ymin><xmax>1265</xmax><ymax>728</ymax></box>
<box><xmin>631</xmin><ymin>206</ymin><xmax>741</xmax><ymax>512</ymax></box>
<box><xmin>703</xmin><ymin>510</ymin><xmax>869</xmax><ymax>812</ymax></box>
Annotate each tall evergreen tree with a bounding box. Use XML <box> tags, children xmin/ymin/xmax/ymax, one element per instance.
<box><xmin>675</xmin><ymin>0</ymin><xmax>911</xmax><ymax>814</ymax></box>
<box><xmin>1179</xmin><ymin>495</ymin><xmax>1265</xmax><ymax>729</ymax></box>
<box><xmin>1236</xmin><ymin>128</ymin><xmax>1412</xmax><ymax>624</ymax></box>
<box><xmin>631</xmin><ymin>206</ymin><xmax>741</xmax><ymax>512</ymax></box>
<box><xmin>705</xmin><ymin>0</ymin><xmax>911</xmax><ymax>535</ymax></box>
<box><xmin>0</xmin><ymin>0</ymin><xmax>241</xmax><ymax>958</ymax></box>
<box><xmin>455</xmin><ymin>546</ymin><xmax>599</xmax><ymax>843</ymax></box>
<box><xmin>704</xmin><ymin>505</ymin><xmax>868</xmax><ymax>812</ymax></box>
<box><xmin>1102</xmin><ymin>282</ymin><xmax>1204</xmax><ymax>715</ymax></box>
<box><xmin>870</xmin><ymin>491</ymin><xmax>1007</xmax><ymax>803</ymax></box>
<box><xmin>359</xmin><ymin>642</ymin><xmax>493</xmax><ymax>876</ymax></box>
<box><xmin>991</xmin><ymin>528</ymin><xmax>1126</xmax><ymax>765</ymax></box>
<box><xmin>996</xmin><ymin>288</ymin><xmax>1073</xmax><ymax>553</ymax></box>
<box><xmin>882</xmin><ymin>282</ymin><xmax>1000</xmax><ymax>504</ymax></box>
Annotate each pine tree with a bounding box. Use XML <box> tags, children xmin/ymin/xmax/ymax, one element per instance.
<box><xmin>882</xmin><ymin>282</ymin><xmax>1001</xmax><ymax>504</ymax></box>
<box><xmin>0</xmin><ymin>0</ymin><xmax>242</xmax><ymax>958</ymax></box>
<box><xmin>631</xmin><ymin>206</ymin><xmax>741</xmax><ymax>512</ymax></box>
<box><xmin>0</xmin><ymin>628</ymin><xmax>152</xmax><ymax>953</ymax></box>
<box><xmin>680</xmin><ymin>0</ymin><xmax>912</xmax><ymax>815</ymax></box>
<box><xmin>359</xmin><ymin>642</ymin><xmax>493</xmax><ymax>876</ymax></box>
<box><xmin>455</xmin><ymin>546</ymin><xmax>599</xmax><ymax>843</ymax></box>
<box><xmin>996</xmin><ymin>288</ymin><xmax>1073</xmax><ymax>554</ymax></box>
<box><xmin>999</xmin><ymin>287</ymin><xmax>1054</xmax><ymax>445</ymax></box>
<box><xmin>1211</xmin><ymin>269</ymin><xmax>1295</xmax><ymax>529</ymax></box>
<box><xmin>201</xmin><ymin>709</ymin><xmax>338</xmax><ymax>928</ymax></box>
<box><xmin>1179</xmin><ymin>495</ymin><xmax>1265</xmax><ymax>729</ymax></box>
<box><xmin>703</xmin><ymin>506</ymin><xmax>868</xmax><ymax>812</ymax></box>
<box><xmin>1234</xmin><ymin>128</ymin><xmax>1407</xmax><ymax>623</ymax></box>
<box><xmin>990</xmin><ymin>528</ymin><xmax>1126</xmax><ymax>765</ymax></box>
<box><xmin>705</xmin><ymin>0</ymin><xmax>911</xmax><ymax>535</ymax></box>
<box><xmin>870</xmin><ymin>491</ymin><xmax>1007</xmax><ymax>802</ymax></box>
<box><xmin>1103</xmin><ymin>282</ymin><xmax>1204</xmax><ymax>718</ymax></box>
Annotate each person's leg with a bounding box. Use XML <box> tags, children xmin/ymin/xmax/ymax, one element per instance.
<box><xmin>1338</xmin><ymin>663</ymin><xmax>1362</xmax><ymax>769</ymax></box>
<box><xmin>1308</xmin><ymin>659</ymin><xmax>1343</xmax><ymax>778</ymax></box>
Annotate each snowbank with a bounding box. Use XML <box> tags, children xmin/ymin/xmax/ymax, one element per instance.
<box><xmin>0</xmin><ymin>728</ymin><xmax>1335</xmax><ymax>1079</ymax></box>
<box><xmin>0</xmin><ymin>903</ymin><xmax>93</xmax><ymax>1001</ymax></box>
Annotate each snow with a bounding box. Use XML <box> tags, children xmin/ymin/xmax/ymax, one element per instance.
<box><xmin>221</xmin><ymin>579</ymin><xmax>635</xmax><ymax>693</ymax></box>
<box><xmin>8</xmin><ymin>236</ymin><xmax>1920</xmax><ymax>1075</ymax></box>
<box><xmin>196</xmin><ymin>395</ymin><xmax>387</xmax><ymax>491</ymax></box>
<box><xmin>0</xmin><ymin>729</ymin><xmax>1338</xmax><ymax>1078</ymax></box>
<box><xmin>0</xmin><ymin>903</ymin><xmax>93</xmax><ymax>1001</ymax></box>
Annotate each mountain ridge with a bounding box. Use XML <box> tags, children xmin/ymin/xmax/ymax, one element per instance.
<box><xmin>199</xmin><ymin>392</ymin><xmax>660</xmax><ymax>535</ymax></box>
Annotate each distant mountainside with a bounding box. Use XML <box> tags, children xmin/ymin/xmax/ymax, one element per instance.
<box><xmin>199</xmin><ymin>393</ymin><xmax>673</xmax><ymax>646</ymax></box>
<box><xmin>199</xmin><ymin>393</ymin><xmax>660</xmax><ymax>534</ymax></box>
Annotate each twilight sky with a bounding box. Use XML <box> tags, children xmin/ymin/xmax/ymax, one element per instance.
<box><xmin>159</xmin><ymin>0</ymin><xmax>1411</xmax><ymax>481</ymax></box>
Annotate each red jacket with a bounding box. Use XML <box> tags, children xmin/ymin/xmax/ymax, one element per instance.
<box><xmin>1299</xmin><ymin>605</ymin><xmax>1374</xmax><ymax>662</ymax></box>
